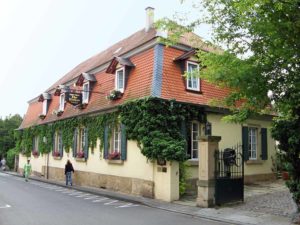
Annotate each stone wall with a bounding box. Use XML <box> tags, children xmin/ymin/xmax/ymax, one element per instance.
<box><xmin>44</xmin><ymin>166</ymin><xmax>154</xmax><ymax>198</ymax></box>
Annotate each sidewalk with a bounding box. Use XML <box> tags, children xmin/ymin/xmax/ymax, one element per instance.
<box><xmin>4</xmin><ymin>171</ymin><xmax>294</xmax><ymax>225</ymax></box>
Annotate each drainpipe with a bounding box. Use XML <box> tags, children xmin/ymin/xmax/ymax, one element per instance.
<box><xmin>47</xmin><ymin>153</ymin><xmax>49</xmax><ymax>179</ymax></box>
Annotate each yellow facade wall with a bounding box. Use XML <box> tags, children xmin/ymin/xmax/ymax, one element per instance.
<box><xmin>188</xmin><ymin>113</ymin><xmax>276</xmax><ymax>179</ymax></box>
<box><xmin>19</xmin><ymin>140</ymin><xmax>153</xmax><ymax>181</ymax></box>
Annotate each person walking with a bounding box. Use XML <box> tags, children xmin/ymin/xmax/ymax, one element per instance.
<box><xmin>24</xmin><ymin>159</ymin><xmax>32</xmax><ymax>182</ymax></box>
<box><xmin>65</xmin><ymin>160</ymin><xmax>74</xmax><ymax>186</ymax></box>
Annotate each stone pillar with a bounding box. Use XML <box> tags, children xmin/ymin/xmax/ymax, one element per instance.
<box><xmin>197</xmin><ymin>136</ymin><xmax>221</xmax><ymax>207</ymax></box>
<box><xmin>154</xmin><ymin>161</ymin><xmax>179</xmax><ymax>202</ymax></box>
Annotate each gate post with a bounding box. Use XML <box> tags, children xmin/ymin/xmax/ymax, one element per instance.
<box><xmin>196</xmin><ymin>135</ymin><xmax>221</xmax><ymax>207</ymax></box>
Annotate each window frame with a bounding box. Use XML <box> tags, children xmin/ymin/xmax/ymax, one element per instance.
<box><xmin>248</xmin><ymin>127</ymin><xmax>258</xmax><ymax>160</ymax></box>
<box><xmin>59</xmin><ymin>93</ymin><xmax>65</xmax><ymax>111</ymax></box>
<box><xmin>186</xmin><ymin>61</ymin><xmax>200</xmax><ymax>91</ymax></box>
<box><xmin>54</xmin><ymin>131</ymin><xmax>63</xmax><ymax>153</ymax></box>
<box><xmin>75</xmin><ymin>127</ymin><xmax>87</xmax><ymax>154</ymax></box>
<box><xmin>82</xmin><ymin>82</ymin><xmax>90</xmax><ymax>104</ymax></box>
<box><xmin>115</xmin><ymin>67</ymin><xmax>125</xmax><ymax>93</ymax></box>
<box><xmin>190</xmin><ymin>121</ymin><xmax>200</xmax><ymax>160</ymax></box>
<box><xmin>111</xmin><ymin>125</ymin><xmax>121</xmax><ymax>154</ymax></box>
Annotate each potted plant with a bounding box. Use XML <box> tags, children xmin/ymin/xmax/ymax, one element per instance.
<box><xmin>108</xmin><ymin>151</ymin><xmax>120</xmax><ymax>160</ymax></box>
<box><xmin>106</xmin><ymin>90</ymin><xmax>123</xmax><ymax>101</ymax></box>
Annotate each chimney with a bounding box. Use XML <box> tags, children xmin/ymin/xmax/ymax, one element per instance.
<box><xmin>145</xmin><ymin>7</ymin><xmax>154</xmax><ymax>32</ymax></box>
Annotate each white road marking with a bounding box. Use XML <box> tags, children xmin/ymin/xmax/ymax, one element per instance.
<box><xmin>116</xmin><ymin>203</ymin><xmax>139</xmax><ymax>208</ymax></box>
<box><xmin>104</xmin><ymin>200</ymin><xmax>118</xmax><ymax>205</ymax></box>
<box><xmin>93</xmin><ymin>198</ymin><xmax>108</xmax><ymax>202</ymax></box>
<box><xmin>55</xmin><ymin>188</ymin><xmax>67</xmax><ymax>192</ymax></box>
<box><xmin>84</xmin><ymin>196</ymin><xmax>98</xmax><ymax>200</ymax></box>
<box><xmin>0</xmin><ymin>173</ymin><xmax>10</xmax><ymax>177</ymax></box>
<box><xmin>0</xmin><ymin>204</ymin><xmax>11</xmax><ymax>209</ymax></box>
<box><xmin>75</xmin><ymin>194</ymin><xmax>91</xmax><ymax>198</ymax></box>
<box><xmin>69</xmin><ymin>192</ymin><xmax>83</xmax><ymax>196</ymax></box>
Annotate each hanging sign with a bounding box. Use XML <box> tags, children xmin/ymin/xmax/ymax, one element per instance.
<box><xmin>66</xmin><ymin>92</ymin><xmax>82</xmax><ymax>106</ymax></box>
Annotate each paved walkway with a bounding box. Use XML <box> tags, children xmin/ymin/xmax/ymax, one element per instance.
<box><xmin>2</xmin><ymin>171</ymin><xmax>297</xmax><ymax>225</ymax></box>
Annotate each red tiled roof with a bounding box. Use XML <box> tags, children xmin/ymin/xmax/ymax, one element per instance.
<box><xmin>46</xmin><ymin>28</ymin><xmax>157</xmax><ymax>92</ymax></box>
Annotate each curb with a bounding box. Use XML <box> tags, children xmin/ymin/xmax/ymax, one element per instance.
<box><xmin>2</xmin><ymin>171</ymin><xmax>263</xmax><ymax>225</ymax></box>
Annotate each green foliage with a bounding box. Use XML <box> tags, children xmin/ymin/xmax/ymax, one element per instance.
<box><xmin>15</xmin><ymin>112</ymin><xmax>119</xmax><ymax>156</ymax></box>
<box><xmin>0</xmin><ymin>114</ymin><xmax>22</xmax><ymax>157</ymax></box>
<box><xmin>119</xmin><ymin>97</ymin><xmax>204</xmax><ymax>162</ymax></box>
<box><xmin>6</xmin><ymin>148</ymin><xmax>17</xmax><ymax>169</ymax></box>
<box><xmin>179</xmin><ymin>161</ymin><xmax>190</xmax><ymax>196</ymax></box>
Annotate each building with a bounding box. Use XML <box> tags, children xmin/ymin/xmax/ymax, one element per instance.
<box><xmin>17</xmin><ymin>7</ymin><xmax>276</xmax><ymax>202</ymax></box>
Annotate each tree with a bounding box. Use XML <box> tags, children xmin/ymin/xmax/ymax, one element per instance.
<box><xmin>0</xmin><ymin>114</ymin><xmax>22</xmax><ymax>158</ymax></box>
<box><xmin>157</xmin><ymin>0</ymin><xmax>300</xmax><ymax>207</ymax></box>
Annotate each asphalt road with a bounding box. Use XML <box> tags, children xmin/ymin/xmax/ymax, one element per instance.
<box><xmin>0</xmin><ymin>173</ymin><xmax>227</xmax><ymax>225</ymax></box>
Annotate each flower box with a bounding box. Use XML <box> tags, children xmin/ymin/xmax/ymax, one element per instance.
<box><xmin>53</xmin><ymin>110</ymin><xmax>63</xmax><ymax>117</ymax></box>
<box><xmin>106</xmin><ymin>90</ymin><xmax>123</xmax><ymax>101</ymax></box>
<box><xmin>108</xmin><ymin>151</ymin><xmax>120</xmax><ymax>160</ymax></box>
<box><xmin>53</xmin><ymin>151</ymin><xmax>61</xmax><ymax>157</ymax></box>
<box><xmin>32</xmin><ymin>150</ymin><xmax>39</xmax><ymax>157</ymax></box>
<box><xmin>38</xmin><ymin>114</ymin><xmax>46</xmax><ymax>120</ymax></box>
<box><xmin>76</xmin><ymin>151</ymin><xmax>85</xmax><ymax>158</ymax></box>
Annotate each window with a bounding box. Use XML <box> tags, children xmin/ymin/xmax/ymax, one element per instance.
<box><xmin>103</xmin><ymin>124</ymin><xmax>127</xmax><ymax>160</ymax></box>
<box><xmin>111</xmin><ymin>125</ymin><xmax>121</xmax><ymax>154</ymax></box>
<box><xmin>74</xmin><ymin>127</ymin><xmax>87</xmax><ymax>157</ymax></box>
<box><xmin>42</xmin><ymin>100</ymin><xmax>47</xmax><ymax>115</ymax></box>
<box><xmin>242</xmin><ymin>126</ymin><xmax>268</xmax><ymax>161</ymax></box>
<box><xmin>115</xmin><ymin>68</ymin><xmax>125</xmax><ymax>93</ymax></box>
<box><xmin>82</xmin><ymin>82</ymin><xmax>89</xmax><ymax>104</ymax></box>
<box><xmin>248</xmin><ymin>127</ymin><xmax>258</xmax><ymax>160</ymax></box>
<box><xmin>190</xmin><ymin>122</ymin><xmax>200</xmax><ymax>159</ymax></box>
<box><xmin>59</xmin><ymin>93</ymin><xmax>65</xmax><ymax>111</ymax></box>
<box><xmin>186</xmin><ymin>61</ymin><xmax>200</xmax><ymax>91</ymax></box>
<box><xmin>33</xmin><ymin>136</ymin><xmax>39</xmax><ymax>152</ymax></box>
<box><xmin>53</xmin><ymin>131</ymin><xmax>63</xmax><ymax>156</ymax></box>
<box><xmin>32</xmin><ymin>136</ymin><xmax>39</xmax><ymax>156</ymax></box>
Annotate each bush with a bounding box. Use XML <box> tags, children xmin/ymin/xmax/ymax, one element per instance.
<box><xmin>6</xmin><ymin>148</ymin><xmax>17</xmax><ymax>170</ymax></box>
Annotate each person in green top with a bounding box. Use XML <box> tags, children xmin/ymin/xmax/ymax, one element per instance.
<box><xmin>24</xmin><ymin>159</ymin><xmax>32</xmax><ymax>182</ymax></box>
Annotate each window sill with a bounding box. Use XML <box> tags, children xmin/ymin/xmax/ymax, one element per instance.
<box><xmin>107</xmin><ymin>159</ymin><xmax>124</xmax><ymax>165</ymax></box>
<box><xmin>75</xmin><ymin>157</ymin><xmax>86</xmax><ymax>162</ymax></box>
<box><xmin>186</xmin><ymin>159</ymin><xmax>199</xmax><ymax>166</ymax></box>
<box><xmin>245</xmin><ymin>160</ymin><xmax>263</xmax><ymax>165</ymax></box>
<box><xmin>53</xmin><ymin>156</ymin><xmax>62</xmax><ymax>160</ymax></box>
<box><xmin>185</xmin><ymin>89</ymin><xmax>203</xmax><ymax>94</ymax></box>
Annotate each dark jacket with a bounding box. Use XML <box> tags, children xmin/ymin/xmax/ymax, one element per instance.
<box><xmin>65</xmin><ymin>163</ymin><xmax>74</xmax><ymax>175</ymax></box>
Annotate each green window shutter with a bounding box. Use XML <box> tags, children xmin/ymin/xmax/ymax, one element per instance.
<box><xmin>120</xmin><ymin>124</ymin><xmax>127</xmax><ymax>160</ymax></box>
<box><xmin>261</xmin><ymin>128</ymin><xmax>268</xmax><ymax>160</ymax></box>
<box><xmin>73</xmin><ymin>128</ymin><xmax>78</xmax><ymax>157</ymax></box>
<box><xmin>52</xmin><ymin>133</ymin><xmax>55</xmax><ymax>156</ymax></box>
<box><xmin>180</xmin><ymin>121</ymin><xmax>187</xmax><ymax>154</ymax></box>
<box><xmin>59</xmin><ymin>131</ymin><xmax>63</xmax><ymax>157</ymax></box>
<box><xmin>32</xmin><ymin>137</ymin><xmax>35</xmax><ymax>152</ymax></box>
<box><xmin>242</xmin><ymin>126</ymin><xmax>249</xmax><ymax>161</ymax></box>
<box><xmin>84</xmin><ymin>128</ymin><xmax>88</xmax><ymax>160</ymax></box>
<box><xmin>103</xmin><ymin>126</ymin><xmax>109</xmax><ymax>159</ymax></box>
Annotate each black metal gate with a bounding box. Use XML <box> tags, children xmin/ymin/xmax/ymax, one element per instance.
<box><xmin>215</xmin><ymin>144</ymin><xmax>244</xmax><ymax>205</ymax></box>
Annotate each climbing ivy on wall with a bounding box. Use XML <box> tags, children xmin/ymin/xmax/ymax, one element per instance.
<box><xmin>16</xmin><ymin>97</ymin><xmax>204</xmax><ymax>162</ymax></box>
<box><xmin>15</xmin><ymin>112</ymin><xmax>119</xmax><ymax>156</ymax></box>
<box><xmin>119</xmin><ymin>97</ymin><xmax>205</xmax><ymax>162</ymax></box>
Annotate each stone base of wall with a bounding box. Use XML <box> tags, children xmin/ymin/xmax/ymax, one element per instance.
<box><xmin>185</xmin><ymin>173</ymin><xmax>276</xmax><ymax>195</ymax></box>
<box><xmin>244</xmin><ymin>173</ymin><xmax>276</xmax><ymax>184</ymax></box>
<box><xmin>42</xmin><ymin>166</ymin><xmax>154</xmax><ymax>198</ymax></box>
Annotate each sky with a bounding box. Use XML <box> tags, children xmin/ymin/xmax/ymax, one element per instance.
<box><xmin>0</xmin><ymin>0</ymin><xmax>210</xmax><ymax>118</ymax></box>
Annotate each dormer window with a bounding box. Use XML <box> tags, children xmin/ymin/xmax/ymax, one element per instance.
<box><xmin>115</xmin><ymin>68</ymin><xmax>125</xmax><ymax>93</ymax></box>
<box><xmin>186</xmin><ymin>61</ymin><xmax>200</xmax><ymax>91</ymax></box>
<box><xmin>42</xmin><ymin>100</ymin><xmax>47</xmax><ymax>115</ymax></box>
<box><xmin>82</xmin><ymin>82</ymin><xmax>90</xmax><ymax>104</ymax></box>
<box><xmin>59</xmin><ymin>93</ymin><xmax>65</xmax><ymax>111</ymax></box>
